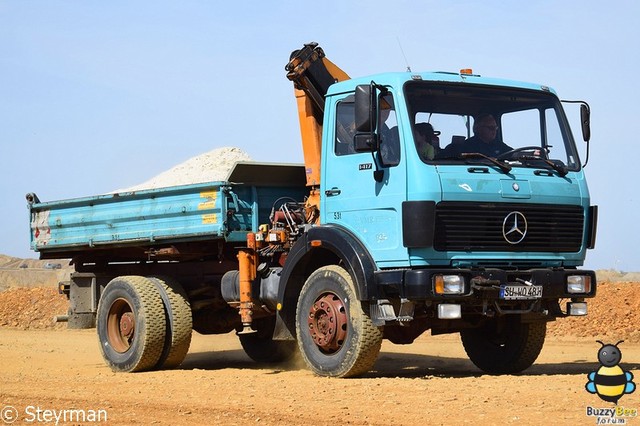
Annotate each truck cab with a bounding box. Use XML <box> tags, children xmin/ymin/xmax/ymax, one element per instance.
<box><xmin>275</xmin><ymin>69</ymin><xmax>597</xmax><ymax>376</ymax></box>
<box><xmin>321</xmin><ymin>71</ymin><xmax>595</xmax><ymax>269</ymax></box>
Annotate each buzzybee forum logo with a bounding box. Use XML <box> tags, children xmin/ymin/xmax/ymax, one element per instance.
<box><xmin>586</xmin><ymin>340</ymin><xmax>636</xmax><ymax>404</ymax></box>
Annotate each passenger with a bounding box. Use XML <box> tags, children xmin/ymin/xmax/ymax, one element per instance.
<box><xmin>414</xmin><ymin>122</ymin><xmax>440</xmax><ymax>160</ymax></box>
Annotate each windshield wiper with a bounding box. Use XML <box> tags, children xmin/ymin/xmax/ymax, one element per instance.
<box><xmin>515</xmin><ymin>154</ymin><xmax>568</xmax><ymax>177</ymax></box>
<box><xmin>459</xmin><ymin>152</ymin><xmax>512</xmax><ymax>174</ymax></box>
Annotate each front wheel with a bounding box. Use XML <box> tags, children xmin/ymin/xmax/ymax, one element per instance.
<box><xmin>460</xmin><ymin>318</ymin><xmax>546</xmax><ymax>374</ymax></box>
<box><xmin>295</xmin><ymin>265</ymin><xmax>382</xmax><ymax>378</ymax></box>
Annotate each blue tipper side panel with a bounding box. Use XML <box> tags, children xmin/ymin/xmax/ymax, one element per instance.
<box><xmin>28</xmin><ymin>162</ymin><xmax>308</xmax><ymax>254</ymax></box>
<box><xmin>29</xmin><ymin>182</ymin><xmax>230</xmax><ymax>252</ymax></box>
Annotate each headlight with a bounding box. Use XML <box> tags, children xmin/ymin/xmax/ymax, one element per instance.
<box><xmin>567</xmin><ymin>275</ymin><xmax>592</xmax><ymax>294</ymax></box>
<box><xmin>434</xmin><ymin>275</ymin><xmax>465</xmax><ymax>295</ymax></box>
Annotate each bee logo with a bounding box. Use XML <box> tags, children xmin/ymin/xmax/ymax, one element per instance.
<box><xmin>586</xmin><ymin>340</ymin><xmax>636</xmax><ymax>404</ymax></box>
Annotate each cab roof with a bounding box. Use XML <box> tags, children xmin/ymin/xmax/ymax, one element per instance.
<box><xmin>327</xmin><ymin>71</ymin><xmax>556</xmax><ymax>96</ymax></box>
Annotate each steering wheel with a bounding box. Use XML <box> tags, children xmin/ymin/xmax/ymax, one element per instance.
<box><xmin>497</xmin><ymin>146</ymin><xmax>547</xmax><ymax>160</ymax></box>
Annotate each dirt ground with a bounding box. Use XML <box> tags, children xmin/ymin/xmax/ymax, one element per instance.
<box><xmin>1</xmin><ymin>257</ymin><xmax>639</xmax><ymax>425</ymax></box>
<box><xmin>2</xmin><ymin>330</ymin><xmax>639</xmax><ymax>425</ymax></box>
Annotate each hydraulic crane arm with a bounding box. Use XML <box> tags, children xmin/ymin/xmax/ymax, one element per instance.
<box><xmin>286</xmin><ymin>43</ymin><xmax>350</xmax><ymax>191</ymax></box>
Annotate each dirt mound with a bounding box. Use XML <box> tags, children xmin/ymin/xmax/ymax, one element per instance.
<box><xmin>0</xmin><ymin>255</ymin><xmax>71</xmax><ymax>293</ymax></box>
<box><xmin>0</xmin><ymin>254</ymin><xmax>63</xmax><ymax>269</ymax></box>
<box><xmin>0</xmin><ymin>287</ymin><xmax>68</xmax><ymax>329</ymax></box>
<box><xmin>547</xmin><ymin>281</ymin><xmax>640</xmax><ymax>342</ymax></box>
<box><xmin>0</xmin><ymin>276</ymin><xmax>638</xmax><ymax>342</ymax></box>
<box><xmin>594</xmin><ymin>269</ymin><xmax>640</xmax><ymax>283</ymax></box>
<box><xmin>114</xmin><ymin>146</ymin><xmax>252</xmax><ymax>192</ymax></box>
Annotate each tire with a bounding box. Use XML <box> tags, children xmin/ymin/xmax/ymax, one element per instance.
<box><xmin>239</xmin><ymin>316</ymin><xmax>298</xmax><ymax>364</ymax></box>
<box><xmin>295</xmin><ymin>265</ymin><xmax>382</xmax><ymax>378</ymax></box>
<box><xmin>148</xmin><ymin>276</ymin><xmax>193</xmax><ymax>369</ymax></box>
<box><xmin>96</xmin><ymin>276</ymin><xmax>166</xmax><ymax>372</ymax></box>
<box><xmin>460</xmin><ymin>318</ymin><xmax>546</xmax><ymax>375</ymax></box>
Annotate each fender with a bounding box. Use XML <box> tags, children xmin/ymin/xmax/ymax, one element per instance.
<box><xmin>272</xmin><ymin>224</ymin><xmax>378</xmax><ymax>340</ymax></box>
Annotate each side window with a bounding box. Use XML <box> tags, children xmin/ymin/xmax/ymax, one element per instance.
<box><xmin>378</xmin><ymin>93</ymin><xmax>400</xmax><ymax>166</ymax></box>
<box><xmin>545</xmin><ymin>107</ymin><xmax>576</xmax><ymax>168</ymax></box>
<box><xmin>335</xmin><ymin>100</ymin><xmax>356</xmax><ymax>156</ymax></box>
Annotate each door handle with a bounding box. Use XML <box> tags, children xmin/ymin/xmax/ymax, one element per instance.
<box><xmin>325</xmin><ymin>188</ymin><xmax>341</xmax><ymax>196</ymax></box>
<box><xmin>468</xmin><ymin>167</ymin><xmax>489</xmax><ymax>173</ymax></box>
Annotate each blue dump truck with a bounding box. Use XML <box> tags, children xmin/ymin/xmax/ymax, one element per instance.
<box><xmin>27</xmin><ymin>43</ymin><xmax>597</xmax><ymax>377</ymax></box>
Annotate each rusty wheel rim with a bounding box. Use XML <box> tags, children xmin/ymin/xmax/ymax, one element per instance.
<box><xmin>106</xmin><ymin>298</ymin><xmax>135</xmax><ymax>353</ymax></box>
<box><xmin>307</xmin><ymin>292</ymin><xmax>348</xmax><ymax>354</ymax></box>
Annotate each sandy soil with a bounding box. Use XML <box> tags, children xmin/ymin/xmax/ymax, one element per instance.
<box><xmin>1</xmin><ymin>256</ymin><xmax>639</xmax><ymax>425</ymax></box>
<box><xmin>1</xmin><ymin>329</ymin><xmax>639</xmax><ymax>426</ymax></box>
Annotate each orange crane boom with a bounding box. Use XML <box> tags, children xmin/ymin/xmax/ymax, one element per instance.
<box><xmin>285</xmin><ymin>43</ymin><xmax>350</xmax><ymax>221</ymax></box>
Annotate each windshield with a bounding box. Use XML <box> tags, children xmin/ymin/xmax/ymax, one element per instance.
<box><xmin>403</xmin><ymin>81</ymin><xmax>581</xmax><ymax>171</ymax></box>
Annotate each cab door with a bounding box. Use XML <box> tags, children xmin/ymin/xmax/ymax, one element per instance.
<box><xmin>321</xmin><ymin>93</ymin><xmax>409</xmax><ymax>267</ymax></box>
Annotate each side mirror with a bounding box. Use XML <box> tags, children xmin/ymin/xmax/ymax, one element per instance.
<box><xmin>580</xmin><ymin>103</ymin><xmax>591</xmax><ymax>142</ymax></box>
<box><xmin>355</xmin><ymin>84</ymin><xmax>376</xmax><ymax>132</ymax></box>
<box><xmin>353</xmin><ymin>133</ymin><xmax>377</xmax><ymax>153</ymax></box>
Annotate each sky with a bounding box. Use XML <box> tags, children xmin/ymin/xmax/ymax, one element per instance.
<box><xmin>1</xmin><ymin>0</ymin><xmax>638</xmax><ymax>271</ymax></box>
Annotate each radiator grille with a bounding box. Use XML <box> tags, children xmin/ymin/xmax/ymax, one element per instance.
<box><xmin>433</xmin><ymin>202</ymin><xmax>584</xmax><ymax>252</ymax></box>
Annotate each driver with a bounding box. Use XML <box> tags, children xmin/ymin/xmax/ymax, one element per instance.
<box><xmin>441</xmin><ymin>114</ymin><xmax>512</xmax><ymax>158</ymax></box>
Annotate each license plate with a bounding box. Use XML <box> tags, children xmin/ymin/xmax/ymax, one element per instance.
<box><xmin>499</xmin><ymin>285</ymin><xmax>543</xmax><ymax>300</ymax></box>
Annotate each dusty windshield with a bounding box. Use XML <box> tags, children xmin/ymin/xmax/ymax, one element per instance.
<box><xmin>403</xmin><ymin>81</ymin><xmax>581</xmax><ymax>171</ymax></box>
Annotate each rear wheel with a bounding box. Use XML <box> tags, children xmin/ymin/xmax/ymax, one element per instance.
<box><xmin>295</xmin><ymin>265</ymin><xmax>382</xmax><ymax>377</ymax></box>
<box><xmin>96</xmin><ymin>276</ymin><xmax>166</xmax><ymax>372</ymax></box>
<box><xmin>148</xmin><ymin>276</ymin><xmax>193</xmax><ymax>369</ymax></box>
<box><xmin>460</xmin><ymin>318</ymin><xmax>546</xmax><ymax>374</ymax></box>
<box><xmin>239</xmin><ymin>316</ymin><xmax>297</xmax><ymax>364</ymax></box>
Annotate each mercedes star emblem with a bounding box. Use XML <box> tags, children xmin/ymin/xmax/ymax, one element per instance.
<box><xmin>502</xmin><ymin>211</ymin><xmax>528</xmax><ymax>244</ymax></box>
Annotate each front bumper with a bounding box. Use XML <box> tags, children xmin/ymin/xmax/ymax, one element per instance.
<box><xmin>374</xmin><ymin>267</ymin><xmax>596</xmax><ymax>301</ymax></box>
